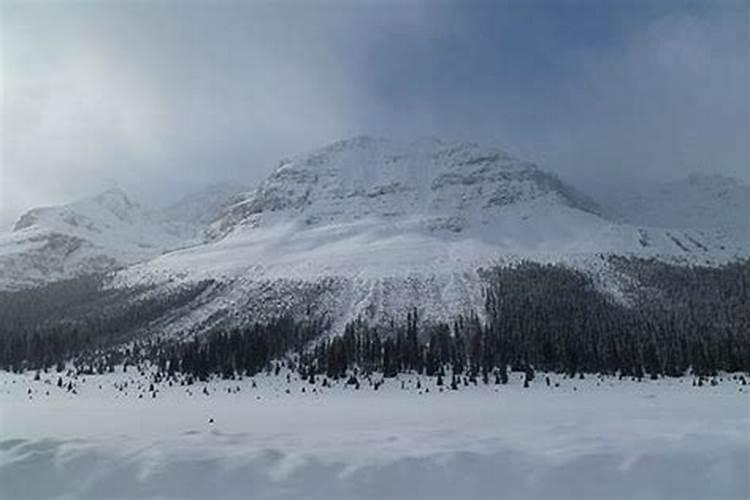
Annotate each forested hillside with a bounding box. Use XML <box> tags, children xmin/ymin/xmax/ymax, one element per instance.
<box><xmin>1</xmin><ymin>259</ymin><xmax>747</xmax><ymax>378</ymax></box>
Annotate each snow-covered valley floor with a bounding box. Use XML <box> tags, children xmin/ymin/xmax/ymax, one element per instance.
<box><xmin>1</xmin><ymin>369</ymin><xmax>748</xmax><ymax>500</ymax></box>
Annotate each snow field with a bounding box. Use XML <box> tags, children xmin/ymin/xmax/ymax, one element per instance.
<box><xmin>1</xmin><ymin>368</ymin><xmax>748</xmax><ymax>499</ymax></box>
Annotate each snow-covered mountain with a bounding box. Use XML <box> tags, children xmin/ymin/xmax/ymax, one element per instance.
<box><xmin>3</xmin><ymin>138</ymin><xmax>746</xmax><ymax>332</ymax></box>
<box><xmin>205</xmin><ymin>137</ymin><xmax>601</xmax><ymax>239</ymax></box>
<box><xmin>112</xmin><ymin>137</ymin><xmax>748</xmax><ymax>334</ymax></box>
<box><xmin>0</xmin><ymin>189</ymin><xmax>189</xmax><ymax>290</ymax></box>
<box><xmin>0</xmin><ymin>184</ymin><xmax>248</xmax><ymax>291</ymax></box>
<box><xmin>600</xmin><ymin>174</ymin><xmax>749</xmax><ymax>236</ymax></box>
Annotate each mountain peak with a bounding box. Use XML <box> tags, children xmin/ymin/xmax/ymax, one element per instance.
<box><xmin>90</xmin><ymin>187</ymin><xmax>135</xmax><ymax>211</ymax></box>
<box><xmin>12</xmin><ymin>188</ymin><xmax>142</xmax><ymax>236</ymax></box>
<box><xmin>95</xmin><ymin>187</ymin><xmax>132</xmax><ymax>202</ymax></box>
<box><xmin>2</xmin><ymin>187</ymin><xmax>198</xmax><ymax>290</ymax></box>
<box><xmin>207</xmin><ymin>137</ymin><xmax>601</xmax><ymax>239</ymax></box>
<box><xmin>321</xmin><ymin>135</ymin><xmax>384</xmax><ymax>152</ymax></box>
<box><xmin>116</xmin><ymin>139</ymin><xmax>749</xmax><ymax>336</ymax></box>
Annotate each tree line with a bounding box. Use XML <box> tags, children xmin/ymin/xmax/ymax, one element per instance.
<box><xmin>0</xmin><ymin>274</ymin><xmax>216</xmax><ymax>372</ymax></box>
<box><xmin>1</xmin><ymin>259</ymin><xmax>748</xmax><ymax>379</ymax></box>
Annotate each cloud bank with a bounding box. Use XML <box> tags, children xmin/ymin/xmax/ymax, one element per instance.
<box><xmin>1</xmin><ymin>0</ymin><xmax>747</xmax><ymax>229</ymax></box>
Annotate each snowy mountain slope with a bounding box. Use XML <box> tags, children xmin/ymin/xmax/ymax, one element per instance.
<box><xmin>600</xmin><ymin>174</ymin><xmax>750</xmax><ymax>235</ymax></box>
<box><xmin>114</xmin><ymin>138</ymin><xmax>749</xmax><ymax>334</ymax></box>
<box><xmin>206</xmin><ymin>136</ymin><xmax>602</xmax><ymax>239</ymax></box>
<box><xmin>162</xmin><ymin>182</ymin><xmax>249</xmax><ymax>227</ymax></box>
<box><xmin>0</xmin><ymin>183</ymin><xmax>255</xmax><ymax>291</ymax></box>
<box><xmin>0</xmin><ymin>189</ymin><xmax>195</xmax><ymax>291</ymax></box>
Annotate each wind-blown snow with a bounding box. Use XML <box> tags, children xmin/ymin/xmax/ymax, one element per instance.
<box><xmin>161</xmin><ymin>182</ymin><xmax>249</xmax><ymax>227</ymax></box>
<box><xmin>1</xmin><ymin>369</ymin><xmax>748</xmax><ymax>500</ymax></box>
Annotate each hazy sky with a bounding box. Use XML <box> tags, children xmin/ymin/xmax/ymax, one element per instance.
<box><xmin>1</xmin><ymin>0</ymin><xmax>748</xmax><ymax>229</ymax></box>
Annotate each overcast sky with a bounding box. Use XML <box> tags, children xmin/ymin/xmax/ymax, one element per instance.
<box><xmin>1</xmin><ymin>0</ymin><xmax>748</xmax><ymax>229</ymax></box>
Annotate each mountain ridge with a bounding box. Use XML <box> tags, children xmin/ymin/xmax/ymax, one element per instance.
<box><xmin>111</xmin><ymin>138</ymin><xmax>748</xmax><ymax>334</ymax></box>
<box><xmin>0</xmin><ymin>185</ymin><xmax>241</xmax><ymax>291</ymax></box>
<box><xmin>206</xmin><ymin>136</ymin><xmax>602</xmax><ymax>240</ymax></box>
<box><xmin>1</xmin><ymin>137</ymin><xmax>747</xmax><ymax>333</ymax></box>
<box><xmin>598</xmin><ymin>173</ymin><xmax>750</xmax><ymax>234</ymax></box>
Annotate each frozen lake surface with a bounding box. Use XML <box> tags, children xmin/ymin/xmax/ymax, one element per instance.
<box><xmin>1</xmin><ymin>369</ymin><xmax>748</xmax><ymax>499</ymax></box>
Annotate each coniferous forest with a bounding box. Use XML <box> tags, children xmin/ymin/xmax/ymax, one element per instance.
<box><xmin>1</xmin><ymin>258</ymin><xmax>748</xmax><ymax>379</ymax></box>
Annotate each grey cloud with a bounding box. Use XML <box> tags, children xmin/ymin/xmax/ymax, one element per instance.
<box><xmin>1</xmin><ymin>1</ymin><xmax>747</xmax><ymax>229</ymax></box>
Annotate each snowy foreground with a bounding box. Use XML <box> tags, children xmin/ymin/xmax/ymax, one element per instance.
<box><xmin>1</xmin><ymin>369</ymin><xmax>748</xmax><ymax>500</ymax></box>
